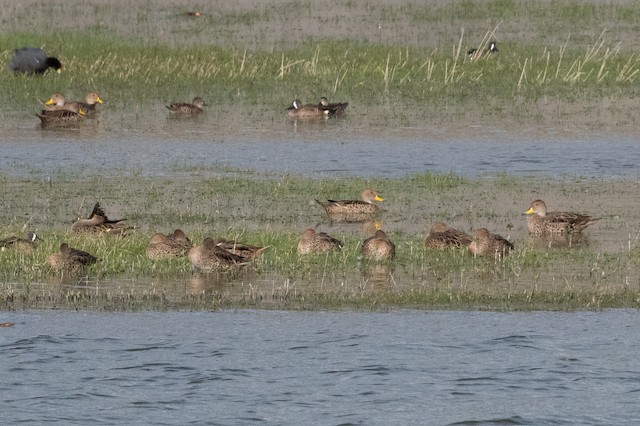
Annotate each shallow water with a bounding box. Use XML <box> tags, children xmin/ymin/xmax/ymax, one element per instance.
<box><xmin>1</xmin><ymin>113</ymin><xmax>639</xmax><ymax>179</ymax></box>
<box><xmin>1</xmin><ymin>309</ymin><xmax>639</xmax><ymax>425</ymax></box>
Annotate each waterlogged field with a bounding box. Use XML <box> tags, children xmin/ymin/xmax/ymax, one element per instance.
<box><xmin>1</xmin><ymin>172</ymin><xmax>639</xmax><ymax>311</ymax></box>
<box><xmin>1</xmin><ymin>0</ymin><xmax>640</xmax><ymax>130</ymax></box>
<box><xmin>0</xmin><ymin>0</ymin><xmax>639</xmax><ymax>310</ymax></box>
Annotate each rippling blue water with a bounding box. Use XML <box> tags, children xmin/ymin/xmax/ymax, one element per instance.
<box><xmin>2</xmin><ymin>310</ymin><xmax>639</xmax><ymax>425</ymax></box>
<box><xmin>2</xmin><ymin>119</ymin><xmax>639</xmax><ymax>179</ymax></box>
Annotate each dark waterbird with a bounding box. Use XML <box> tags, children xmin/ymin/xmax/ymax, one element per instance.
<box><xmin>9</xmin><ymin>47</ymin><xmax>62</xmax><ymax>74</ymax></box>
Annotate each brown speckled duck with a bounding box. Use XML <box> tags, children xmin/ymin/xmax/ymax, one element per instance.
<box><xmin>424</xmin><ymin>222</ymin><xmax>472</xmax><ymax>249</ymax></box>
<box><xmin>316</xmin><ymin>189</ymin><xmax>384</xmax><ymax>218</ymax></box>
<box><xmin>361</xmin><ymin>229</ymin><xmax>395</xmax><ymax>260</ymax></box>
<box><xmin>46</xmin><ymin>243</ymin><xmax>97</xmax><ymax>271</ymax></box>
<box><xmin>212</xmin><ymin>238</ymin><xmax>269</xmax><ymax>260</ymax></box>
<box><xmin>188</xmin><ymin>238</ymin><xmax>249</xmax><ymax>271</ymax></box>
<box><xmin>71</xmin><ymin>203</ymin><xmax>131</xmax><ymax>235</ymax></box>
<box><xmin>166</xmin><ymin>97</ymin><xmax>207</xmax><ymax>116</ymax></box>
<box><xmin>37</xmin><ymin>101</ymin><xmax>86</xmax><ymax>127</ymax></box>
<box><xmin>468</xmin><ymin>228</ymin><xmax>513</xmax><ymax>258</ymax></box>
<box><xmin>523</xmin><ymin>199</ymin><xmax>600</xmax><ymax>236</ymax></box>
<box><xmin>146</xmin><ymin>229</ymin><xmax>193</xmax><ymax>259</ymax></box>
<box><xmin>297</xmin><ymin>229</ymin><xmax>343</xmax><ymax>254</ymax></box>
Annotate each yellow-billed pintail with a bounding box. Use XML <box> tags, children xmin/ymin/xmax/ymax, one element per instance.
<box><xmin>71</xmin><ymin>202</ymin><xmax>131</xmax><ymax>235</ymax></box>
<box><xmin>187</xmin><ymin>237</ymin><xmax>250</xmax><ymax>271</ymax></box>
<box><xmin>424</xmin><ymin>222</ymin><xmax>472</xmax><ymax>249</ymax></box>
<box><xmin>361</xmin><ymin>229</ymin><xmax>395</xmax><ymax>261</ymax></box>
<box><xmin>523</xmin><ymin>199</ymin><xmax>600</xmax><ymax>236</ymax></box>
<box><xmin>316</xmin><ymin>189</ymin><xmax>384</xmax><ymax>218</ymax></box>
<box><xmin>298</xmin><ymin>228</ymin><xmax>343</xmax><ymax>254</ymax></box>
<box><xmin>46</xmin><ymin>243</ymin><xmax>97</xmax><ymax>271</ymax></box>
<box><xmin>146</xmin><ymin>229</ymin><xmax>193</xmax><ymax>259</ymax></box>
<box><xmin>468</xmin><ymin>228</ymin><xmax>513</xmax><ymax>258</ymax></box>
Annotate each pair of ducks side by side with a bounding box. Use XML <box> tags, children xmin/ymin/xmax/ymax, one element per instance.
<box><xmin>297</xmin><ymin>228</ymin><xmax>396</xmax><ymax>261</ymax></box>
<box><xmin>423</xmin><ymin>222</ymin><xmax>514</xmax><ymax>258</ymax></box>
<box><xmin>146</xmin><ymin>228</ymin><xmax>268</xmax><ymax>269</ymax></box>
<box><xmin>37</xmin><ymin>92</ymin><xmax>104</xmax><ymax>127</ymax></box>
<box><xmin>71</xmin><ymin>202</ymin><xmax>131</xmax><ymax>236</ymax></box>
<box><xmin>287</xmin><ymin>97</ymin><xmax>349</xmax><ymax>119</ymax></box>
<box><xmin>166</xmin><ymin>97</ymin><xmax>207</xmax><ymax>116</ymax></box>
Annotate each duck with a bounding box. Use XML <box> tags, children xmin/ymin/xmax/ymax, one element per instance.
<box><xmin>0</xmin><ymin>232</ymin><xmax>40</xmax><ymax>254</ymax></box>
<box><xmin>318</xmin><ymin>97</ymin><xmax>349</xmax><ymax>116</ymax></box>
<box><xmin>146</xmin><ymin>229</ymin><xmax>193</xmax><ymax>259</ymax></box>
<box><xmin>316</xmin><ymin>189</ymin><xmax>384</xmax><ymax>219</ymax></box>
<box><xmin>523</xmin><ymin>199</ymin><xmax>600</xmax><ymax>236</ymax></box>
<box><xmin>166</xmin><ymin>97</ymin><xmax>207</xmax><ymax>115</ymax></box>
<box><xmin>361</xmin><ymin>229</ymin><xmax>395</xmax><ymax>260</ymax></box>
<box><xmin>287</xmin><ymin>99</ymin><xmax>331</xmax><ymax>119</ymax></box>
<box><xmin>298</xmin><ymin>228</ymin><xmax>343</xmax><ymax>254</ymax></box>
<box><xmin>9</xmin><ymin>47</ymin><xmax>62</xmax><ymax>74</ymax></box>
<box><xmin>188</xmin><ymin>238</ymin><xmax>250</xmax><ymax>271</ymax></box>
<box><xmin>42</xmin><ymin>93</ymin><xmax>86</xmax><ymax>113</ymax></box>
<box><xmin>467</xmin><ymin>41</ymin><xmax>499</xmax><ymax>60</ymax></box>
<box><xmin>212</xmin><ymin>238</ymin><xmax>269</xmax><ymax>260</ymax></box>
<box><xmin>36</xmin><ymin>103</ymin><xmax>87</xmax><ymax>128</ymax></box>
<box><xmin>46</xmin><ymin>243</ymin><xmax>97</xmax><ymax>271</ymax></box>
<box><xmin>71</xmin><ymin>203</ymin><xmax>131</xmax><ymax>235</ymax></box>
<box><xmin>75</xmin><ymin>92</ymin><xmax>104</xmax><ymax>117</ymax></box>
<box><xmin>424</xmin><ymin>222</ymin><xmax>472</xmax><ymax>249</ymax></box>
<box><xmin>468</xmin><ymin>228</ymin><xmax>514</xmax><ymax>258</ymax></box>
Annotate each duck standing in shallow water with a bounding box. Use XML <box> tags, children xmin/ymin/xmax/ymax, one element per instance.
<box><xmin>361</xmin><ymin>229</ymin><xmax>395</xmax><ymax>260</ymax></box>
<box><xmin>424</xmin><ymin>222</ymin><xmax>472</xmax><ymax>249</ymax></box>
<box><xmin>316</xmin><ymin>189</ymin><xmax>384</xmax><ymax>222</ymax></box>
<box><xmin>9</xmin><ymin>47</ymin><xmax>62</xmax><ymax>74</ymax></box>
<box><xmin>46</xmin><ymin>243</ymin><xmax>97</xmax><ymax>271</ymax></box>
<box><xmin>468</xmin><ymin>228</ymin><xmax>513</xmax><ymax>258</ymax></box>
<box><xmin>298</xmin><ymin>229</ymin><xmax>343</xmax><ymax>254</ymax></box>
<box><xmin>523</xmin><ymin>199</ymin><xmax>600</xmax><ymax>236</ymax></box>
<box><xmin>166</xmin><ymin>97</ymin><xmax>207</xmax><ymax>116</ymax></box>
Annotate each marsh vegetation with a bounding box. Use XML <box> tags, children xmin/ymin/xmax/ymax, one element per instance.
<box><xmin>1</xmin><ymin>1</ymin><xmax>639</xmax><ymax>310</ymax></box>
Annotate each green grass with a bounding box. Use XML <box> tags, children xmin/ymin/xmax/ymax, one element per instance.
<box><xmin>0</xmin><ymin>171</ymin><xmax>639</xmax><ymax>311</ymax></box>
<box><xmin>1</xmin><ymin>30</ymin><xmax>640</xmax><ymax>123</ymax></box>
